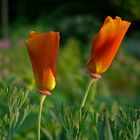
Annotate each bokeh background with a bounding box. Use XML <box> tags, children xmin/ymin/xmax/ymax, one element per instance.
<box><xmin>0</xmin><ymin>0</ymin><xmax>140</xmax><ymax>139</ymax></box>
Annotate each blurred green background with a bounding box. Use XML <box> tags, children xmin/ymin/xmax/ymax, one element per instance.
<box><xmin>0</xmin><ymin>0</ymin><xmax>140</xmax><ymax>139</ymax></box>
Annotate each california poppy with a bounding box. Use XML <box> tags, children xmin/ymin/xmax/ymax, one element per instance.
<box><xmin>87</xmin><ymin>16</ymin><xmax>131</xmax><ymax>78</ymax></box>
<box><xmin>25</xmin><ymin>31</ymin><xmax>60</xmax><ymax>95</ymax></box>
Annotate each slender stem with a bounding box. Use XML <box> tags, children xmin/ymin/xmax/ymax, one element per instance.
<box><xmin>75</xmin><ymin>78</ymin><xmax>97</xmax><ymax>139</ymax></box>
<box><xmin>80</xmin><ymin>78</ymin><xmax>97</xmax><ymax>110</ymax></box>
<box><xmin>38</xmin><ymin>94</ymin><xmax>46</xmax><ymax>140</ymax></box>
<box><xmin>104</xmin><ymin>109</ymin><xmax>113</xmax><ymax>140</ymax></box>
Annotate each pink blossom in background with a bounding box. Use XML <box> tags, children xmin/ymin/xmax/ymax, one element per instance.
<box><xmin>0</xmin><ymin>38</ymin><xmax>11</xmax><ymax>48</ymax></box>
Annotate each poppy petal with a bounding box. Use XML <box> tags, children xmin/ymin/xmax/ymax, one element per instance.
<box><xmin>87</xmin><ymin>16</ymin><xmax>131</xmax><ymax>75</ymax></box>
<box><xmin>25</xmin><ymin>31</ymin><xmax>60</xmax><ymax>92</ymax></box>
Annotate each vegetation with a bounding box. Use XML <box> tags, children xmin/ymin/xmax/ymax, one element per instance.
<box><xmin>0</xmin><ymin>0</ymin><xmax>140</xmax><ymax>139</ymax></box>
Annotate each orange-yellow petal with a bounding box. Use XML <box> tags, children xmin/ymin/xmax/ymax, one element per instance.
<box><xmin>35</xmin><ymin>68</ymin><xmax>56</xmax><ymax>91</ymax></box>
<box><xmin>87</xmin><ymin>16</ymin><xmax>131</xmax><ymax>75</ymax></box>
<box><xmin>25</xmin><ymin>31</ymin><xmax>60</xmax><ymax>92</ymax></box>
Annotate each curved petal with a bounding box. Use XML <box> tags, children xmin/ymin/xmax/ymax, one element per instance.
<box><xmin>87</xmin><ymin>16</ymin><xmax>131</xmax><ymax>75</ymax></box>
<box><xmin>29</xmin><ymin>31</ymin><xmax>40</xmax><ymax>38</ymax></box>
<box><xmin>25</xmin><ymin>31</ymin><xmax>60</xmax><ymax>91</ymax></box>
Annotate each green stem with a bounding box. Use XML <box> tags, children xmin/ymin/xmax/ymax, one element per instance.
<box><xmin>80</xmin><ymin>78</ymin><xmax>97</xmax><ymax>110</ymax></box>
<box><xmin>104</xmin><ymin>109</ymin><xmax>113</xmax><ymax>140</ymax></box>
<box><xmin>75</xmin><ymin>78</ymin><xmax>97</xmax><ymax>139</ymax></box>
<box><xmin>38</xmin><ymin>94</ymin><xmax>46</xmax><ymax>140</ymax></box>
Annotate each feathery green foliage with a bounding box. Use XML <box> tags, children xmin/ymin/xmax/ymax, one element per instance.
<box><xmin>51</xmin><ymin>104</ymin><xmax>140</xmax><ymax>140</ymax></box>
<box><xmin>0</xmin><ymin>83</ymin><xmax>33</xmax><ymax>140</ymax></box>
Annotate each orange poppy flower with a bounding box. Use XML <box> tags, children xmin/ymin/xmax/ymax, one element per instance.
<box><xmin>25</xmin><ymin>31</ymin><xmax>60</xmax><ymax>95</ymax></box>
<box><xmin>87</xmin><ymin>16</ymin><xmax>131</xmax><ymax>78</ymax></box>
